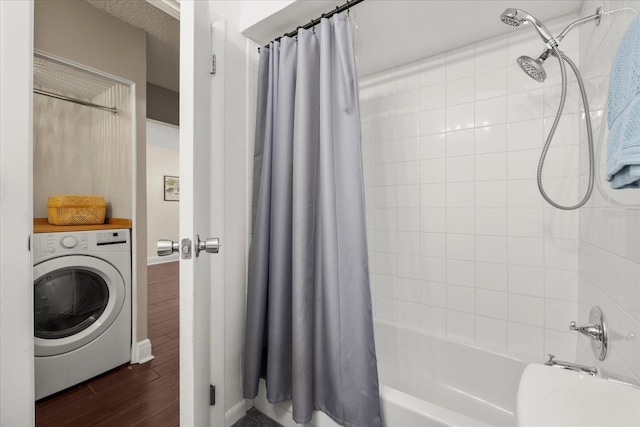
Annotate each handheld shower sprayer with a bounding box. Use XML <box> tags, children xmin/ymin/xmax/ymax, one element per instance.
<box><xmin>502</xmin><ymin>7</ymin><xmax>604</xmax><ymax>83</ymax></box>
<box><xmin>499</xmin><ymin>8</ymin><xmax>558</xmax><ymax>47</ymax></box>
<box><xmin>500</xmin><ymin>7</ymin><xmax>602</xmax><ymax>210</ymax></box>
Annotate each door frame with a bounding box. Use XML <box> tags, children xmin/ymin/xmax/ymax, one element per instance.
<box><xmin>0</xmin><ymin>0</ymin><xmax>35</xmax><ymax>424</ymax></box>
<box><xmin>179</xmin><ymin>1</ymin><xmax>226</xmax><ymax>425</ymax></box>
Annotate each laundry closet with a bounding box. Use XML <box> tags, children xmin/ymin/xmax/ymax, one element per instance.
<box><xmin>31</xmin><ymin>51</ymin><xmax>136</xmax><ymax>400</ymax></box>
<box><xmin>31</xmin><ymin>0</ymin><xmax>150</xmax><ymax>403</ymax></box>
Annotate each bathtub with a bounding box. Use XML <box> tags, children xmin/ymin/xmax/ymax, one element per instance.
<box><xmin>375</xmin><ymin>320</ymin><xmax>531</xmax><ymax>427</ymax></box>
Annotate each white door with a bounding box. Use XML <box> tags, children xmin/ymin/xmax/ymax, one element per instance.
<box><xmin>179</xmin><ymin>1</ymin><xmax>223</xmax><ymax>425</ymax></box>
<box><xmin>0</xmin><ymin>0</ymin><xmax>222</xmax><ymax>424</ymax></box>
<box><xmin>0</xmin><ymin>0</ymin><xmax>35</xmax><ymax>425</ymax></box>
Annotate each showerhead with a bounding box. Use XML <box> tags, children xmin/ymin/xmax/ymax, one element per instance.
<box><xmin>517</xmin><ymin>55</ymin><xmax>547</xmax><ymax>82</ymax></box>
<box><xmin>500</xmin><ymin>8</ymin><xmax>558</xmax><ymax>47</ymax></box>
<box><xmin>517</xmin><ymin>47</ymin><xmax>553</xmax><ymax>82</ymax></box>
<box><xmin>500</xmin><ymin>8</ymin><xmax>524</xmax><ymax>26</ymax></box>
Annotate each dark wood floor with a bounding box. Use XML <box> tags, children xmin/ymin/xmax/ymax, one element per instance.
<box><xmin>36</xmin><ymin>261</ymin><xmax>180</xmax><ymax>427</ymax></box>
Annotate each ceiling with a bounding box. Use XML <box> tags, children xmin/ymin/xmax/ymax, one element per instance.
<box><xmin>243</xmin><ymin>0</ymin><xmax>585</xmax><ymax>77</ymax></box>
<box><xmin>82</xmin><ymin>0</ymin><xmax>585</xmax><ymax>91</ymax></box>
<box><xmin>351</xmin><ymin>0</ymin><xmax>584</xmax><ymax>76</ymax></box>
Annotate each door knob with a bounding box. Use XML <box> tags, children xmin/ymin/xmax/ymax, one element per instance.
<box><xmin>196</xmin><ymin>235</ymin><xmax>221</xmax><ymax>256</ymax></box>
<box><xmin>157</xmin><ymin>239</ymin><xmax>179</xmax><ymax>256</ymax></box>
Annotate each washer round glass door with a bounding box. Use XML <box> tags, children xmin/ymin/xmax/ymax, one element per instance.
<box><xmin>34</xmin><ymin>255</ymin><xmax>125</xmax><ymax>357</ymax></box>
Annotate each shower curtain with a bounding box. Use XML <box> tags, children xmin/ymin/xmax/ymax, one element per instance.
<box><xmin>243</xmin><ymin>13</ymin><xmax>382</xmax><ymax>427</ymax></box>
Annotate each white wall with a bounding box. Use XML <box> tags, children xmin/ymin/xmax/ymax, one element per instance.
<box><xmin>239</xmin><ymin>0</ymin><xmax>294</xmax><ymax>31</ymax></box>
<box><xmin>146</xmin><ymin>120</ymin><xmax>179</xmax><ymax>264</ymax></box>
<box><xmin>33</xmin><ymin>96</ymin><xmax>93</xmax><ymax>214</ymax></box>
<box><xmin>92</xmin><ymin>84</ymin><xmax>134</xmax><ymax>219</ymax></box>
<box><xmin>578</xmin><ymin>0</ymin><xmax>640</xmax><ymax>385</ymax></box>
<box><xmin>361</xmin><ymin>15</ymin><xmax>584</xmax><ymax>360</ymax></box>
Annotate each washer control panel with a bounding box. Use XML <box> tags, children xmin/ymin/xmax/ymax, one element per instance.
<box><xmin>45</xmin><ymin>233</ymin><xmax>89</xmax><ymax>255</ymax></box>
<box><xmin>33</xmin><ymin>229</ymin><xmax>130</xmax><ymax>260</ymax></box>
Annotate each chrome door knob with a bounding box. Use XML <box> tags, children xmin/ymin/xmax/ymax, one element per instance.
<box><xmin>196</xmin><ymin>235</ymin><xmax>221</xmax><ymax>256</ymax></box>
<box><xmin>157</xmin><ymin>239</ymin><xmax>180</xmax><ymax>256</ymax></box>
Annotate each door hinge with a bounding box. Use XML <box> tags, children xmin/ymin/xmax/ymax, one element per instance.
<box><xmin>210</xmin><ymin>384</ymin><xmax>215</xmax><ymax>405</ymax></box>
<box><xmin>210</xmin><ymin>54</ymin><xmax>216</xmax><ymax>75</ymax></box>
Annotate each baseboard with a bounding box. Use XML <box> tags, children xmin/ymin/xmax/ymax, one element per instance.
<box><xmin>132</xmin><ymin>339</ymin><xmax>154</xmax><ymax>364</ymax></box>
<box><xmin>147</xmin><ymin>254</ymin><xmax>179</xmax><ymax>265</ymax></box>
<box><xmin>225</xmin><ymin>400</ymin><xmax>247</xmax><ymax>426</ymax></box>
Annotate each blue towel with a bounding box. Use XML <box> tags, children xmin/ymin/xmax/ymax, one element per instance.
<box><xmin>607</xmin><ymin>13</ymin><xmax>640</xmax><ymax>189</ymax></box>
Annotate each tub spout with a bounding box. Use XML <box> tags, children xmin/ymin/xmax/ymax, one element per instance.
<box><xmin>544</xmin><ymin>354</ymin><xmax>600</xmax><ymax>377</ymax></box>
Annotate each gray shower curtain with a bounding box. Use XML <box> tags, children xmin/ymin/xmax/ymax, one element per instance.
<box><xmin>243</xmin><ymin>13</ymin><xmax>382</xmax><ymax>427</ymax></box>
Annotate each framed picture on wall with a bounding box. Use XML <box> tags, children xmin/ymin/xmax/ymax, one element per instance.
<box><xmin>164</xmin><ymin>175</ymin><xmax>180</xmax><ymax>201</ymax></box>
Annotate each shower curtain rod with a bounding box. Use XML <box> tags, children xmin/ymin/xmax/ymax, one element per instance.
<box><xmin>34</xmin><ymin>88</ymin><xmax>118</xmax><ymax>114</ymax></box>
<box><xmin>263</xmin><ymin>0</ymin><xmax>365</xmax><ymax>48</ymax></box>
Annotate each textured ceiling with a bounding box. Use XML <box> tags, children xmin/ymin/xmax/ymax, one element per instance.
<box><xmin>84</xmin><ymin>0</ymin><xmax>180</xmax><ymax>92</ymax></box>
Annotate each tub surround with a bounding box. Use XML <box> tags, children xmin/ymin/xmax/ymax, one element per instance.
<box><xmin>361</xmin><ymin>14</ymin><xmax>583</xmax><ymax>361</ymax></box>
<box><xmin>578</xmin><ymin>0</ymin><xmax>640</xmax><ymax>386</ymax></box>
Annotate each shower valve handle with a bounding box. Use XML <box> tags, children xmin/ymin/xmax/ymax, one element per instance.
<box><xmin>569</xmin><ymin>321</ymin><xmax>602</xmax><ymax>341</ymax></box>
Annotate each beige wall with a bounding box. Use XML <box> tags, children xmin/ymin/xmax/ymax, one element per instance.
<box><xmin>35</xmin><ymin>0</ymin><xmax>149</xmax><ymax>342</ymax></box>
<box><xmin>147</xmin><ymin>83</ymin><xmax>179</xmax><ymax>126</ymax></box>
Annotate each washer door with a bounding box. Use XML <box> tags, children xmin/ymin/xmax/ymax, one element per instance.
<box><xmin>34</xmin><ymin>256</ymin><xmax>125</xmax><ymax>357</ymax></box>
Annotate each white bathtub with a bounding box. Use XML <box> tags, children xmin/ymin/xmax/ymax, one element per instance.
<box><xmin>375</xmin><ymin>320</ymin><xmax>531</xmax><ymax>427</ymax></box>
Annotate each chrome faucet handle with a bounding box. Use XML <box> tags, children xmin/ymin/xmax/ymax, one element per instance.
<box><xmin>569</xmin><ymin>321</ymin><xmax>602</xmax><ymax>341</ymax></box>
<box><xmin>569</xmin><ymin>306</ymin><xmax>608</xmax><ymax>361</ymax></box>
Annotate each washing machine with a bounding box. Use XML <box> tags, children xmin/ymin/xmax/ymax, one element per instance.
<box><xmin>33</xmin><ymin>229</ymin><xmax>132</xmax><ymax>400</ymax></box>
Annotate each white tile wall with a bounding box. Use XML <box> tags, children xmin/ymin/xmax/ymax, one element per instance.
<box><xmin>362</xmin><ymin>16</ymin><xmax>583</xmax><ymax>358</ymax></box>
<box><xmin>577</xmin><ymin>0</ymin><xmax>640</xmax><ymax>385</ymax></box>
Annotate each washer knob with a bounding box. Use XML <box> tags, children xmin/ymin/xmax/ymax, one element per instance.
<box><xmin>60</xmin><ymin>236</ymin><xmax>78</xmax><ymax>249</ymax></box>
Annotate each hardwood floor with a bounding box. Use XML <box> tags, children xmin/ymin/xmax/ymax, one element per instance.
<box><xmin>36</xmin><ymin>261</ymin><xmax>180</xmax><ymax>427</ymax></box>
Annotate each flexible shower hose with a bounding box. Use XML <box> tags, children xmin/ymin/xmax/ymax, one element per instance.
<box><xmin>537</xmin><ymin>46</ymin><xmax>595</xmax><ymax>210</ymax></box>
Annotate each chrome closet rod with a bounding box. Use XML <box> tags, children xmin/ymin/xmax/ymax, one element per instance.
<box><xmin>34</xmin><ymin>88</ymin><xmax>117</xmax><ymax>114</ymax></box>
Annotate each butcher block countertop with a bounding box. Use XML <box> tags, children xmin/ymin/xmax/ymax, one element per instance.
<box><xmin>34</xmin><ymin>218</ymin><xmax>132</xmax><ymax>233</ymax></box>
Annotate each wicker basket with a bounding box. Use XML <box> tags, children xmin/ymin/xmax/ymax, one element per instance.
<box><xmin>47</xmin><ymin>195</ymin><xmax>106</xmax><ymax>225</ymax></box>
